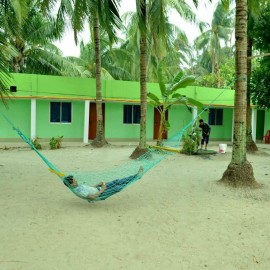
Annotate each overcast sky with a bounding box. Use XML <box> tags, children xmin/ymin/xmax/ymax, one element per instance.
<box><xmin>54</xmin><ymin>0</ymin><xmax>219</xmax><ymax>57</ymax></box>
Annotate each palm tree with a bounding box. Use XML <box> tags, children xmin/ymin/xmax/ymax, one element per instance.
<box><xmin>245</xmin><ymin>0</ymin><xmax>270</xmax><ymax>151</ymax></box>
<box><xmin>53</xmin><ymin>0</ymin><xmax>121</xmax><ymax>147</ymax></box>
<box><xmin>219</xmin><ymin>0</ymin><xmax>257</xmax><ymax>187</ymax></box>
<box><xmin>67</xmin><ymin>35</ymin><xmax>133</xmax><ymax>80</ymax></box>
<box><xmin>0</xmin><ymin>2</ymin><xmax>83</xmax><ymax>75</ymax></box>
<box><xmin>0</xmin><ymin>0</ymin><xmax>28</xmax><ymax>101</ymax></box>
<box><xmin>130</xmin><ymin>0</ymin><xmax>198</xmax><ymax>158</ymax></box>
<box><xmin>194</xmin><ymin>2</ymin><xmax>234</xmax><ymax>87</ymax></box>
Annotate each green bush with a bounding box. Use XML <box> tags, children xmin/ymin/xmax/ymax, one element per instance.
<box><xmin>31</xmin><ymin>138</ymin><xmax>42</xmax><ymax>150</ymax></box>
<box><xmin>49</xmin><ymin>136</ymin><xmax>63</xmax><ymax>150</ymax></box>
<box><xmin>181</xmin><ymin>128</ymin><xmax>201</xmax><ymax>155</ymax></box>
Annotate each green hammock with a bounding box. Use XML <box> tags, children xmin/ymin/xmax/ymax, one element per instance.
<box><xmin>0</xmin><ymin>88</ymin><xmax>226</xmax><ymax>202</ymax></box>
<box><xmin>0</xmin><ymin>110</ymin><xmax>174</xmax><ymax>202</ymax></box>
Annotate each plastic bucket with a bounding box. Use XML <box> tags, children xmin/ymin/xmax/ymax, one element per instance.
<box><xmin>219</xmin><ymin>144</ymin><xmax>227</xmax><ymax>153</ymax></box>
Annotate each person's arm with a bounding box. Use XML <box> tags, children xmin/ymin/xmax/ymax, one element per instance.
<box><xmin>87</xmin><ymin>183</ymin><xmax>106</xmax><ymax>200</ymax></box>
<box><xmin>93</xmin><ymin>182</ymin><xmax>104</xmax><ymax>188</ymax></box>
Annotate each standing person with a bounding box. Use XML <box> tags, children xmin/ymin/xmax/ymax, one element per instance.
<box><xmin>199</xmin><ymin>119</ymin><xmax>211</xmax><ymax>150</ymax></box>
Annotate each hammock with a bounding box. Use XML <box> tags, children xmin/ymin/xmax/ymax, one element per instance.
<box><xmin>0</xmin><ymin>110</ymin><xmax>175</xmax><ymax>202</ymax></box>
<box><xmin>0</xmin><ymin>89</ymin><xmax>226</xmax><ymax>202</ymax></box>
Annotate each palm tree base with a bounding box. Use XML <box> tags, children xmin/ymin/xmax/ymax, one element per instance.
<box><xmin>91</xmin><ymin>138</ymin><xmax>108</xmax><ymax>148</ymax></box>
<box><xmin>130</xmin><ymin>146</ymin><xmax>149</xmax><ymax>159</ymax></box>
<box><xmin>246</xmin><ymin>139</ymin><xmax>258</xmax><ymax>152</ymax></box>
<box><xmin>218</xmin><ymin>160</ymin><xmax>259</xmax><ymax>188</ymax></box>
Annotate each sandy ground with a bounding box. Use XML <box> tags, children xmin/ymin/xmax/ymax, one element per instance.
<box><xmin>1</xmin><ymin>141</ymin><xmax>270</xmax><ymax>270</ymax></box>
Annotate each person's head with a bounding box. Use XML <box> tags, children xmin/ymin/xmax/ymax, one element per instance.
<box><xmin>199</xmin><ymin>119</ymin><xmax>204</xmax><ymax>126</ymax></box>
<box><xmin>64</xmin><ymin>175</ymin><xmax>77</xmax><ymax>187</ymax></box>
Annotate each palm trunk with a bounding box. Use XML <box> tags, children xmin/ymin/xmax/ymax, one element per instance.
<box><xmin>130</xmin><ymin>0</ymin><xmax>148</xmax><ymax>159</ymax></box>
<box><xmin>220</xmin><ymin>0</ymin><xmax>257</xmax><ymax>187</ymax></box>
<box><xmin>246</xmin><ymin>37</ymin><xmax>258</xmax><ymax>151</ymax></box>
<box><xmin>91</xmin><ymin>12</ymin><xmax>107</xmax><ymax>147</ymax></box>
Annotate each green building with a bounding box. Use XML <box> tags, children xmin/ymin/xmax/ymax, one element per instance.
<box><xmin>0</xmin><ymin>73</ymin><xmax>269</xmax><ymax>143</ymax></box>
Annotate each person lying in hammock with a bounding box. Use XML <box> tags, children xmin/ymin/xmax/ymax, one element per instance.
<box><xmin>64</xmin><ymin>166</ymin><xmax>143</xmax><ymax>200</ymax></box>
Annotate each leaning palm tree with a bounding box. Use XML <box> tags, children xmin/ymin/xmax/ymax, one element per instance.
<box><xmin>220</xmin><ymin>0</ymin><xmax>257</xmax><ymax>187</ymax></box>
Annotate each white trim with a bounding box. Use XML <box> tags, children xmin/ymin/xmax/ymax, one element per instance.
<box><xmin>30</xmin><ymin>98</ymin><xmax>36</xmax><ymax>139</ymax></box>
<box><xmin>251</xmin><ymin>108</ymin><xmax>257</xmax><ymax>141</ymax></box>
<box><xmin>83</xmin><ymin>100</ymin><xmax>90</xmax><ymax>143</ymax></box>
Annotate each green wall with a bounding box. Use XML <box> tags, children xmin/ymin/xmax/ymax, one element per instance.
<box><xmin>169</xmin><ymin>106</ymin><xmax>193</xmax><ymax>138</ymax></box>
<box><xmin>105</xmin><ymin>103</ymin><xmax>154</xmax><ymax>139</ymax></box>
<box><xmin>196</xmin><ymin>107</ymin><xmax>233</xmax><ymax>141</ymax></box>
<box><xmin>36</xmin><ymin>100</ymin><xmax>85</xmax><ymax>139</ymax></box>
<box><xmin>1</xmin><ymin>73</ymin><xmax>267</xmax><ymax>142</ymax></box>
<box><xmin>0</xmin><ymin>100</ymin><xmax>31</xmax><ymax>138</ymax></box>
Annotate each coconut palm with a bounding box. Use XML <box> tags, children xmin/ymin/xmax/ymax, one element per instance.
<box><xmin>120</xmin><ymin>10</ymin><xmax>192</xmax><ymax>83</ymax></box>
<box><xmin>245</xmin><ymin>0</ymin><xmax>270</xmax><ymax>151</ymax></box>
<box><xmin>54</xmin><ymin>0</ymin><xmax>121</xmax><ymax>147</ymax></box>
<box><xmin>130</xmin><ymin>0</ymin><xmax>198</xmax><ymax>158</ymax></box>
<box><xmin>0</xmin><ymin>0</ymin><xmax>28</xmax><ymax>101</ymax></box>
<box><xmin>0</xmin><ymin>1</ymin><xmax>84</xmax><ymax>76</ymax></box>
<box><xmin>220</xmin><ymin>0</ymin><xmax>257</xmax><ymax>187</ymax></box>
<box><xmin>67</xmin><ymin>35</ymin><xmax>133</xmax><ymax>80</ymax></box>
<box><xmin>194</xmin><ymin>2</ymin><xmax>234</xmax><ymax>87</ymax></box>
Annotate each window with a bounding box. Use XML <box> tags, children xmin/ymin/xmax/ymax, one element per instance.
<box><xmin>50</xmin><ymin>102</ymin><xmax>72</xmax><ymax>123</ymax></box>
<box><xmin>123</xmin><ymin>105</ymin><xmax>140</xmax><ymax>124</ymax></box>
<box><xmin>208</xmin><ymin>108</ymin><xmax>223</xmax><ymax>125</ymax></box>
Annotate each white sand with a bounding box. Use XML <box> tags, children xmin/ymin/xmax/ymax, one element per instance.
<box><xmin>1</xmin><ymin>142</ymin><xmax>270</xmax><ymax>270</ymax></box>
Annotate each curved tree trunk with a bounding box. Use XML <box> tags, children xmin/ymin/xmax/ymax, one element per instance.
<box><xmin>130</xmin><ymin>0</ymin><xmax>148</xmax><ymax>159</ymax></box>
<box><xmin>92</xmin><ymin>12</ymin><xmax>107</xmax><ymax>148</ymax></box>
<box><xmin>219</xmin><ymin>0</ymin><xmax>257</xmax><ymax>187</ymax></box>
<box><xmin>246</xmin><ymin>37</ymin><xmax>258</xmax><ymax>152</ymax></box>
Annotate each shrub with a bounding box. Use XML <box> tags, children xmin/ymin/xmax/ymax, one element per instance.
<box><xmin>31</xmin><ymin>138</ymin><xmax>42</xmax><ymax>150</ymax></box>
<box><xmin>181</xmin><ymin>128</ymin><xmax>201</xmax><ymax>155</ymax></box>
<box><xmin>49</xmin><ymin>136</ymin><xmax>63</xmax><ymax>150</ymax></box>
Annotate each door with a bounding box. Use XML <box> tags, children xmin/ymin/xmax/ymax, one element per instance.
<box><xmin>88</xmin><ymin>103</ymin><xmax>105</xmax><ymax>140</ymax></box>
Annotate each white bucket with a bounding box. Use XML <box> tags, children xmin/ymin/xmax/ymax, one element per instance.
<box><xmin>219</xmin><ymin>144</ymin><xmax>227</xmax><ymax>153</ymax></box>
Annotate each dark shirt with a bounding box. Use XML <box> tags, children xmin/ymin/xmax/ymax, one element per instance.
<box><xmin>200</xmin><ymin>123</ymin><xmax>211</xmax><ymax>136</ymax></box>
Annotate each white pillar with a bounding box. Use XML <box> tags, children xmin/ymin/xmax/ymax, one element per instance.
<box><xmin>251</xmin><ymin>108</ymin><xmax>257</xmax><ymax>141</ymax></box>
<box><xmin>30</xmin><ymin>98</ymin><xmax>36</xmax><ymax>139</ymax></box>
<box><xmin>83</xmin><ymin>100</ymin><xmax>90</xmax><ymax>143</ymax></box>
<box><xmin>192</xmin><ymin>106</ymin><xmax>198</xmax><ymax>120</ymax></box>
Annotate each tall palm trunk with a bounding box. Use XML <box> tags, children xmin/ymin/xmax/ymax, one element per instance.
<box><xmin>130</xmin><ymin>0</ymin><xmax>148</xmax><ymax>159</ymax></box>
<box><xmin>92</xmin><ymin>12</ymin><xmax>107</xmax><ymax>147</ymax></box>
<box><xmin>220</xmin><ymin>0</ymin><xmax>257</xmax><ymax>187</ymax></box>
<box><xmin>246</xmin><ymin>36</ymin><xmax>258</xmax><ymax>151</ymax></box>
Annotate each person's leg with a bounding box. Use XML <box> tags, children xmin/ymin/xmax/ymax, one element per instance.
<box><xmin>205</xmin><ymin>135</ymin><xmax>209</xmax><ymax>150</ymax></box>
<box><xmin>100</xmin><ymin>168</ymin><xmax>143</xmax><ymax>198</ymax></box>
<box><xmin>201</xmin><ymin>136</ymin><xmax>205</xmax><ymax>150</ymax></box>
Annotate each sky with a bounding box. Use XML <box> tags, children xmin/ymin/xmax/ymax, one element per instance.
<box><xmin>54</xmin><ymin>0</ymin><xmax>219</xmax><ymax>57</ymax></box>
